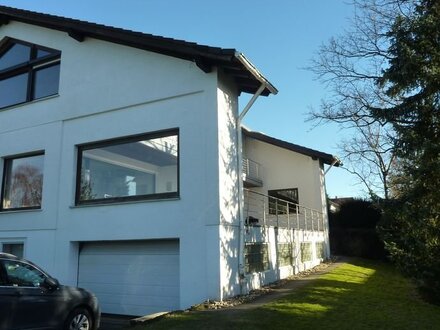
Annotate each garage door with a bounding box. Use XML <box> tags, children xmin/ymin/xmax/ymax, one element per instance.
<box><xmin>78</xmin><ymin>240</ymin><xmax>179</xmax><ymax>316</ymax></box>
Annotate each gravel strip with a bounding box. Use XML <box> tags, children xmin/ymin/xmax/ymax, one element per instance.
<box><xmin>190</xmin><ymin>259</ymin><xmax>335</xmax><ymax>310</ymax></box>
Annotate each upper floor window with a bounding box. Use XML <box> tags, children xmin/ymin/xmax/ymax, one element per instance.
<box><xmin>1</xmin><ymin>153</ymin><xmax>44</xmax><ymax>211</ymax></box>
<box><xmin>76</xmin><ymin>129</ymin><xmax>179</xmax><ymax>205</ymax></box>
<box><xmin>0</xmin><ymin>38</ymin><xmax>61</xmax><ymax>109</ymax></box>
<box><xmin>268</xmin><ymin>188</ymin><xmax>299</xmax><ymax>215</ymax></box>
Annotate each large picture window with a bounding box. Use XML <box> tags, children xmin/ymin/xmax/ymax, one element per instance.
<box><xmin>76</xmin><ymin>129</ymin><xmax>179</xmax><ymax>205</ymax></box>
<box><xmin>0</xmin><ymin>38</ymin><xmax>61</xmax><ymax>109</ymax></box>
<box><xmin>1</xmin><ymin>153</ymin><xmax>44</xmax><ymax>211</ymax></box>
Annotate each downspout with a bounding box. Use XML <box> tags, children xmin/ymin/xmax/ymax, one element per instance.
<box><xmin>236</xmin><ymin>84</ymin><xmax>266</xmax><ymax>294</ymax></box>
<box><xmin>322</xmin><ymin>157</ymin><xmax>341</xmax><ymax>260</ymax></box>
<box><xmin>235</xmin><ymin>53</ymin><xmax>278</xmax><ymax>295</ymax></box>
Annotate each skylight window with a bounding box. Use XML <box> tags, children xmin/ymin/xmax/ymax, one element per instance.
<box><xmin>0</xmin><ymin>38</ymin><xmax>61</xmax><ymax>109</ymax></box>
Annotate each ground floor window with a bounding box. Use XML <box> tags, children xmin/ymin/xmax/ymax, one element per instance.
<box><xmin>1</xmin><ymin>152</ymin><xmax>44</xmax><ymax>211</ymax></box>
<box><xmin>300</xmin><ymin>242</ymin><xmax>312</xmax><ymax>263</ymax></box>
<box><xmin>245</xmin><ymin>243</ymin><xmax>270</xmax><ymax>273</ymax></box>
<box><xmin>315</xmin><ymin>241</ymin><xmax>325</xmax><ymax>259</ymax></box>
<box><xmin>1</xmin><ymin>242</ymin><xmax>24</xmax><ymax>258</ymax></box>
<box><xmin>277</xmin><ymin>243</ymin><xmax>294</xmax><ymax>267</ymax></box>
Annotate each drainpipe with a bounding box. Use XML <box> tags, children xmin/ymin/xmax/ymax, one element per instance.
<box><xmin>236</xmin><ymin>84</ymin><xmax>265</xmax><ymax>294</ymax></box>
<box><xmin>235</xmin><ymin>53</ymin><xmax>278</xmax><ymax>295</ymax></box>
<box><xmin>322</xmin><ymin>157</ymin><xmax>341</xmax><ymax>261</ymax></box>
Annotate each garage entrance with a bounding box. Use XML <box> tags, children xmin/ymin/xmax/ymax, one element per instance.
<box><xmin>78</xmin><ymin>240</ymin><xmax>179</xmax><ymax>316</ymax></box>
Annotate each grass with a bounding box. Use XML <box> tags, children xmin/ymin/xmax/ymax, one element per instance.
<box><xmin>132</xmin><ymin>259</ymin><xmax>440</xmax><ymax>330</ymax></box>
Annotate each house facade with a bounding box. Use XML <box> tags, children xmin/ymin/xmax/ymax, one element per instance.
<box><xmin>0</xmin><ymin>6</ymin><xmax>339</xmax><ymax>317</ymax></box>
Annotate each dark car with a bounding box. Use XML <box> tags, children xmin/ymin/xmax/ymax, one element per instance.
<box><xmin>0</xmin><ymin>253</ymin><xmax>100</xmax><ymax>330</ymax></box>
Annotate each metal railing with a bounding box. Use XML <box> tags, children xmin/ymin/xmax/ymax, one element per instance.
<box><xmin>243</xmin><ymin>189</ymin><xmax>324</xmax><ymax>231</ymax></box>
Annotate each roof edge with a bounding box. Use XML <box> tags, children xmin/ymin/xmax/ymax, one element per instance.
<box><xmin>0</xmin><ymin>5</ymin><xmax>277</xmax><ymax>97</ymax></box>
<box><xmin>242</xmin><ymin>126</ymin><xmax>341</xmax><ymax>166</ymax></box>
<box><xmin>235</xmin><ymin>52</ymin><xmax>278</xmax><ymax>96</ymax></box>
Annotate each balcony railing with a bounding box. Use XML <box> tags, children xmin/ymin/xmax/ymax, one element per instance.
<box><xmin>243</xmin><ymin>189</ymin><xmax>324</xmax><ymax>231</ymax></box>
<box><xmin>242</xmin><ymin>158</ymin><xmax>263</xmax><ymax>187</ymax></box>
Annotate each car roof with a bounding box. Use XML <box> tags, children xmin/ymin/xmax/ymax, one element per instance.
<box><xmin>0</xmin><ymin>252</ymin><xmax>19</xmax><ymax>259</ymax></box>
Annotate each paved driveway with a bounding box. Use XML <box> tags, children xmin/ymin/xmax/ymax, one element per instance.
<box><xmin>100</xmin><ymin>314</ymin><xmax>132</xmax><ymax>330</ymax></box>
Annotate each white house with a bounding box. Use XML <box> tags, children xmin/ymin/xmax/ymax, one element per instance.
<box><xmin>0</xmin><ymin>6</ymin><xmax>340</xmax><ymax>317</ymax></box>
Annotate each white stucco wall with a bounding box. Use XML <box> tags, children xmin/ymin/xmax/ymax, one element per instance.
<box><xmin>243</xmin><ymin>136</ymin><xmax>326</xmax><ymax>212</ymax></box>
<box><xmin>216</xmin><ymin>73</ymin><xmax>240</xmax><ymax>299</ymax></box>
<box><xmin>241</xmin><ymin>134</ymin><xmax>331</xmax><ymax>290</ymax></box>
<box><xmin>0</xmin><ymin>21</ymin><xmax>234</xmax><ymax>310</ymax></box>
<box><xmin>244</xmin><ymin>226</ymin><xmax>326</xmax><ymax>291</ymax></box>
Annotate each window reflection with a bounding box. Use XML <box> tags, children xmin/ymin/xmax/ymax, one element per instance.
<box><xmin>78</xmin><ymin>132</ymin><xmax>179</xmax><ymax>204</ymax></box>
<box><xmin>0</xmin><ymin>39</ymin><xmax>60</xmax><ymax>109</ymax></box>
<box><xmin>1</xmin><ymin>154</ymin><xmax>44</xmax><ymax>210</ymax></box>
<box><xmin>33</xmin><ymin>64</ymin><xmax>60</xmax><ymax>99</ymax></box>
<box><xmin>0</xmin><ymin>43</ymin><xmax>31</xmax><ymax>71</ymax></box>
<box><xmin>0</xmin><ymin>73</ymin><xmax>29</xmax><ymax>108</ymax></box>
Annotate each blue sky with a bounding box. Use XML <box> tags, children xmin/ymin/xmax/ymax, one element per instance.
<box><xmin>0</xmin><ymin>0</ymin><xmax>362</xmax><ymax>198</ymax></box>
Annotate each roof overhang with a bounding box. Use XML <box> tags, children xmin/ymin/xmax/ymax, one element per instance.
<box><xmin>0</xmin><ymin>5</ymin><xmax>277</xmax><ymax>96</ymax></box>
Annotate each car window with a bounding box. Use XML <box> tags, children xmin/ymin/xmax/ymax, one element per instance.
<box><xmin>0</xmin><ymin>261</ymin><xmax>8</xmax><ymax>285</ymax></box>
<box><xmin>3</xmin><ymin>260</ymin><xmax>46</xmax><ymax>287</ymax></box>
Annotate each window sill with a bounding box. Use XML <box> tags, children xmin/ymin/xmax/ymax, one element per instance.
<box><xmin>70</xmin><ymin>196</ymin><xmax>180</xmax><ymax>209</ymax></box>
<box><xmin>0</xmin><ymin>94</ymin><xmax>59</xmax><ymax>112</ymax></box>
<box><xmin>0</xmin><ymin>208</ymin><xmax>43</xmax><ymax>215</ymax></box>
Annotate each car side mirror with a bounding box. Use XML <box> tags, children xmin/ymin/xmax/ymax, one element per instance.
<box><xmin>43</xmin><ymin>277</ymin><xmax>59</xmax><ymax>290</ymax></box>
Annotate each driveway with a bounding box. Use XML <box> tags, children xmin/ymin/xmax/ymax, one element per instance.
<box><xmin>99</xmin><ymin>314</ymin><xmax>132</xmax><ymax>330</ymax></box>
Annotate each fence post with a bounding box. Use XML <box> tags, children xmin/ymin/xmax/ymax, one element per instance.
<box><xmin>296</xmin><ymin>205</ymin><xmax>299</xmax><ymax>230</ymax></box>
<box><xmin>263</xmin><ymin>194</ymin><xmax>266</xmax><ymax>227</ymax></box>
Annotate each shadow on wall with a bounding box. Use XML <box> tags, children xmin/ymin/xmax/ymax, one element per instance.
<box><xmin>218</xmin><ymin>83</ymin><xmax>241</xmax><ymax>299</ymax></box>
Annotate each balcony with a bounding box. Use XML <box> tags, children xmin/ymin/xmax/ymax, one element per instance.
<box><xmin>244</xmin><ymin>189</ymin><xmax>324</xmax><ymax>231</ymax></box>
<box><xmin>242</xmin><ymin>158</ymin><xmax>263</xmax><ymax>187</ymax></box>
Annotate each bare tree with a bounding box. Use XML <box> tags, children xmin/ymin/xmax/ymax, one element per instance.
<box><xmin>338</xmin><ymin>119</ymin><xmax>395</xmax><ymax>199</ymax></box>
<box><xmin>308</xmin><ymin>0</ymin><xmax>411</xmax><ymax>198</ymax></box>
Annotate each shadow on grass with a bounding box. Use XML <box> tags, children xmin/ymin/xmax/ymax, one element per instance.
<box><xmin>137</xmin><ymin>259</ymin><xmax>440</xmax><ymax>330</ymax></box>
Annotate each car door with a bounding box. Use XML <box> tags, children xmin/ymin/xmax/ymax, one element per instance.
<box><xmin>3</xmin><ymin>259</ymin><xmax>61</xmax><ymax>330</ymax></box>
<box><xmin>0</xmin><ymin>260</ymin><xmax>14</xmax><ymax>330</ymax></box>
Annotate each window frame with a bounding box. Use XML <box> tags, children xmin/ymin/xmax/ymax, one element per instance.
<box><xmin>268</xmin><ymin>188</ymin><xmax>299</xmax><ymax>215</ymax></box>
<box><xmin>1</xmin><ymin>242</ymin><xmax>25</xmax><ymax>259</ymax></box>
<box><xmin>277</xmin><ymin>242</ymin><xmax>294</xmax><ymax>267</ymax></box>
<box><xmin>315</xmin><ymin>241</ymin><xmax>326</xmax><ymax>259</ymax></box>
<box><xmin>75</xmin><ymin>128</ymin><xmax>180</xmax><ymax>206</ymax></box>
<box><xmin>244</xmin><ymin>242</ymin><xmax>270</xmax><ymax>274</ymax></box>
<box><xmin>1</xmin><ymin>151</ymin><xmax>45</xmax><ymax>212</ymax></box>
<box><xmin>300</xmin><ymin>242</ymin><xmax>313</xmax><ymax>263</ymax></box>
<box><xmin>0</xmin><ymin>37</ymin><xmax>61</xmax><ymax>110</ymax></box>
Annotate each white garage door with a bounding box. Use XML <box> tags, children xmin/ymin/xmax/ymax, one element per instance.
<box><xmin>78</xmin><ymin>240</ymin><xmax>179</xmax><ymax>316</ymax></box>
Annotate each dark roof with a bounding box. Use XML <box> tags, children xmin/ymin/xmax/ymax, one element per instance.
<box><xmin>242</xmin><ymin>127</ymin><xmax>341</xmax><ymax>166</ymax></box>
<box><xmin>0</xmin><ymin>5</ymin><xmax>277</xmax><ymax>96</ymax></box>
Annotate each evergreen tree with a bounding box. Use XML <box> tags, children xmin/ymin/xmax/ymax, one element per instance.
<box><xmin>378</xmin><ymin>0</ymin><xmax>440</xmax><ymax>302</ymax></box>
<box><xmin>310</xmin><ymin>0</ymin><xmax>440</xmax><ymax>302</ymax></box>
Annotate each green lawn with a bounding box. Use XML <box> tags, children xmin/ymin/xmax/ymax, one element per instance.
<box><xmin>133</xmin><ymin>259</ymin><xmax>440</xmax><ymax>330</ymax></box>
